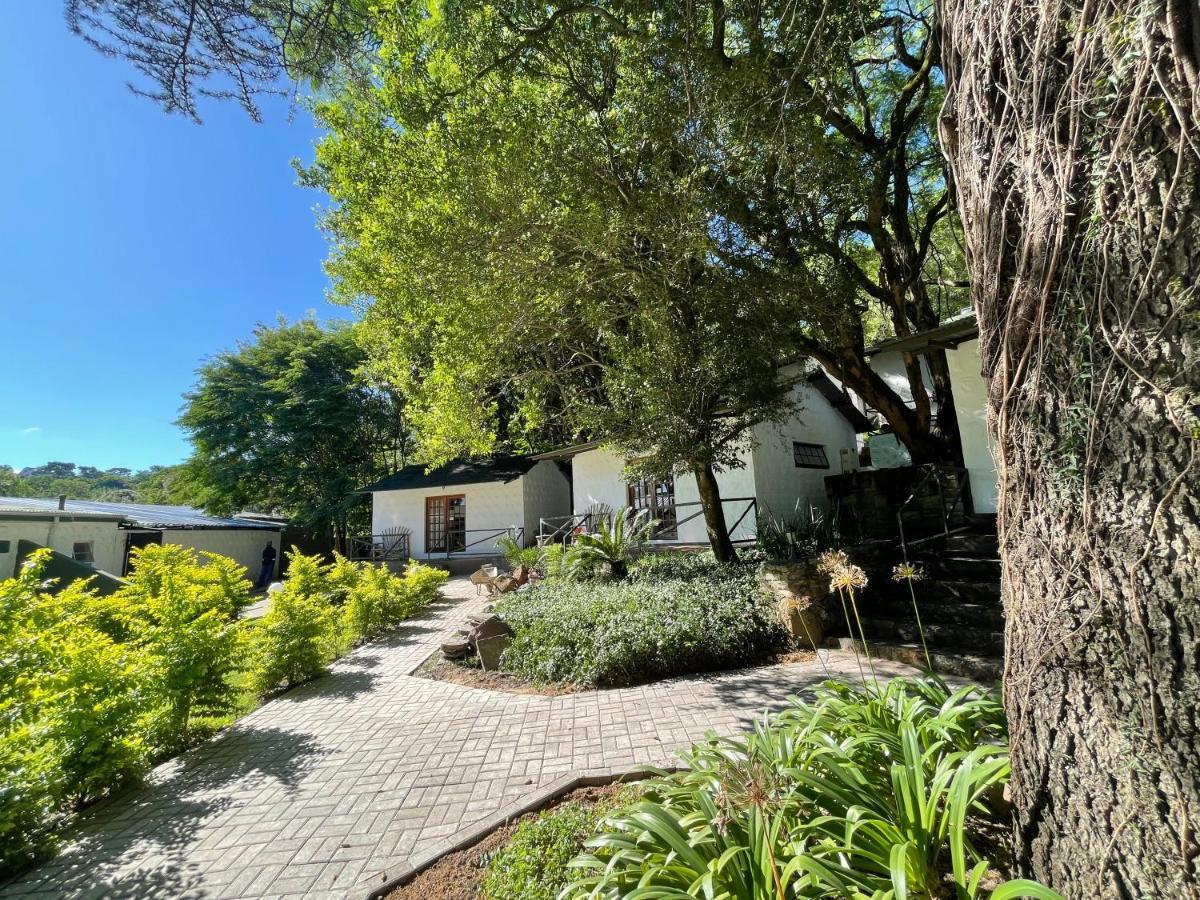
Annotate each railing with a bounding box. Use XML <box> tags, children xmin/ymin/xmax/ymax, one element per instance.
<box><xmin>538</xmin><ymin>513</ymin><xmax>599</xmax><ymax>546</ymax></box>
<box><xmin>348</xmin><ymin>532</ymin><xmax>410</xmax><ymax>562</ymax></box>
<box><xmin>896</xmin><ymin>466</ymin><xmax>969</xmax><ymax>562</ymax></box>
<box><xmin>652</xmin><ymin>497</ymin><xmax>757</xmax><ymax>543</ymax></box>
<box><xmin>542</xmin><ymin>499</ymin><xmax>759</xmax><ymax>546</ymax></box>
<box><xmin>442</xmin><ymin>526</ymin><xmax>524</xmax><ymax>558</ymax></box>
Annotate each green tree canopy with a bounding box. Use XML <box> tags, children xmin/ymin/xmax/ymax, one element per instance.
<box><xmin>178</xmin><ymin>318</ymin><xmax>410</xmax><ymax>546</ymax></box>
<box><xmin>299</xmin><ymin>0</ymin><xmax>967</xmax><ymax>556</ymax></box>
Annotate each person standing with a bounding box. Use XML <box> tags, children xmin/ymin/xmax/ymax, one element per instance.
<box><xmin>256</xmin><ymin>540</ymin><xmax>278</xmax><ymax>589</ymax></box>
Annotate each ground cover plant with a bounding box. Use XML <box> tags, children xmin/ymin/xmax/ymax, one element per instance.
<box><xmin>494</xmin><ymin>550</ymin><xmax>783</xmax><ymax>687</ymax></box>
<box><xmin>0</xmin><ymin>548</ymin><xmax>447</xmax><ymax>877</ymax></box>
<box><xmin>565</xmin><ymin>676</ymin><xmax>1061</xmax><ymax>900</ymax></box>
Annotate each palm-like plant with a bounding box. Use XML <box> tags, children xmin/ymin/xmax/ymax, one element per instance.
<box><xmin>495</xmin><ymin>533</ymin><xmax>542</xmax><ymax>572</ymax></box>
<box><xmin>566</xmin><ymin>506</ymin><xmax>656</xmax><ymax>580</ymax></box>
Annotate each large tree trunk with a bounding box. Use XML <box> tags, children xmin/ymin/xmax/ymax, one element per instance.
<box><xmin>940</xmin><ymin>0</ymin><xmax>1200</xmax><ymax>895</ymax></box>
<box><xmin>692</xmin><ymin>460</ymin><xmax>738</xmax><ymax>563</ymax></box>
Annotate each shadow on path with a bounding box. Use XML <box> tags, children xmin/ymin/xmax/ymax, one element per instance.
<box><xmin>0</xmin><ymin>727</ymin><xmax>326</xmax><ymax>900</ymax></box>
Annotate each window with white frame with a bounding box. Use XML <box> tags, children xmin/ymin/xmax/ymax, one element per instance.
<box><xmin>72</xmin><ymin>541</ymin><xmax>95</xmax><ymax>564</ymax></box>
<box><xmin>792</xmin><ymin>441</ymin><xmax>830</xmax><ymax>469</ymax></box>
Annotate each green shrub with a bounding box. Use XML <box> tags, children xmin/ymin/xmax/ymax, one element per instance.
<box><xmin>0</xmin><ymin>554</ymin><xmax>147</xmax><ymax>875</ymax></box>
<box><xmin>495</xmin><ymin>534</ymin><xmax>542</xmax><ymax>572</ymax></box>
<box><xmin>482</xmin><ymin>789</ymin><xmax>634</xmax><ymax>900</ymax></box>
<box><xmin>397</xmin><ymin>559</ymin><xmax>450</xmax><ymax>612</ymax></box>
<box><xmin>252</xmin><ymin>552</ymin><xmax>338</xmax><ymax>691</ymax></box>
<box><xmin>495</xmin><ymin>556</ymin><xmax>782</xmax><ymax>686</ymax></box>
<box><xmin>121</xmin><ymin>545</ymin><xmax>252</xmax><ymax>745</ymax></box>
<box><xmin>567</xmin><ymin>677</ymin><xmax>1061</xmax><ymax>900</ymax></box>
<box><xmin>337</xmin><ymin>557</ymin><xmax>446</xmax><ymax>645</ymax></box>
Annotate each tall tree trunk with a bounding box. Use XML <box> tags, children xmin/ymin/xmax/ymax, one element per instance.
<box><xmin>940</xmin><ymin>0</ymin><xmax>1200</xmax><ymax>895</ymax></box>
<box><xmin>692</xmin><ymin>461</ymin><xmax>738</xmax><ymax>563</ymax></box>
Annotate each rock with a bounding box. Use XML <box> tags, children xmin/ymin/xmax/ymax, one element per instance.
<box><xmin>759</xmin><ymin>561</ymin><xmax>830</xmax><ymax>650</ymax></box>
<box><xmin>469</xmin><ymin>614</ymin><xmax>514</xmax><ymax>670</ymax></box>
<box><xmin>441</xmin><ymin>638</ymin><xmax>472</xmax><ymax>660</ymax></box>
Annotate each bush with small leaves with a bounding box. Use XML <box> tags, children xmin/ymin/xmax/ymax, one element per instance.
<box><xmin>495</xmin><ymin>553</ymin><xmax>781</xmax><ymax>686</ymax></box>
<box><xmin>252</xmin><ymin>552</ymin><xmax>337</xmax><ymax>692</ymax></box>
<box><xmin>482</xmin><ymin>788</ymin><xmax>635</xmax><ymax>900</ymax></box>
<box><xmin>0</xmin><ymin>553</ymin><xmax>147</xmax><ymax>875</ymax></box>
<box><xmin>120</xmin><ymin>544</ymin><xmax>252</xmax><ymax>746</ymax></box>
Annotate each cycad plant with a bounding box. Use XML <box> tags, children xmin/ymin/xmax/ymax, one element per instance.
<box><xmin>566</xmin><ymin>507</ymin><xmax>656</xmax><ymax>580</ymax></box>
<box><xmin>566</xmin><ymin>676</ymin><xmax>1061</xmax><ymax>900</ymax></box>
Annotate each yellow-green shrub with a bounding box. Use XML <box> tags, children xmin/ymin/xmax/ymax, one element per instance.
<box><xmin>0</xmin><ymin>553</ymin><xmax>148</xmax><ymax>875</ymax></box>
<box><xmin>120</xmin><ymin>545</ymin><xmax>252</xmax><ymax>745</ymax></box>
<box><xmin>252</xmin><ymin>551</ymin><xmax>337</xmax><ymax>691</ymax></box>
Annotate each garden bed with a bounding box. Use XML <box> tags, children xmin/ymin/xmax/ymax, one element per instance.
<box><xmin>386</xmin><ymin>783</ymin><xmax>634</xmax><ymax>900</ymax></box>
<box><xmin>415</xmin><ymin>646</ymin><xmax>817</xmax><ymax>695</ymax></box>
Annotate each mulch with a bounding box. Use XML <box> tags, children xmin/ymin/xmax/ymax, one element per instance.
<box><xmin>386</xmin><ymin>784</ymin><xmax>627</xmax><ymax>900</ymax></box>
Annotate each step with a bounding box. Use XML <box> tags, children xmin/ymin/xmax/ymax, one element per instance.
<box><xmin>858</xmin><ymin>617</ymin><xmax>1005</xmax><ymax>657</ymax></box>
<box><xmin>876</xmin><ymin>578</ymin><xmax>1001</xmax><ymax>606</ymax></box>
<box><xmin>869</xmin><ymin>597</ymin><xmax>1005</xmax><ymax>629</ymax></box>
<box><xmin>943</xmin><ymin>533</ymin><xmax>999</xmax><ymax>555</ymax></box>
<box><xmin>912</xmin><ymin>555</ymin><xmax>1001</xmax><ymax>581</ymax></box>
<box><xmin>834</xmin><ymin>637</ymin><xmax>1003</xmax><ymax>682</ymax></box>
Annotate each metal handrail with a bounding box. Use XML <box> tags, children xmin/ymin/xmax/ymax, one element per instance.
<box><xmin>445</xmin><ymin>526</ymin><xmax>524</xmax><ymax>557</ymax></box>
<box><xmin>896</xmin><ymin>466</ymin><xmax>969</xmax><ymax>562</ymax></box>
<box><xmin>650</xmin><ymin>497</ymin><xmax>758</xmax><ymax>542</ymax></box>
<box><xmin>538</xmin><ymin>513</ymin><xmax>593</xmax><ymax>546</ymax></box>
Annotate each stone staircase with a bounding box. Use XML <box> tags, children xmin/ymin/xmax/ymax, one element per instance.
<box><xmin>835</xmin><ymin>517</ymin><xmax>1005</xmax><ymax>681</ymax></box>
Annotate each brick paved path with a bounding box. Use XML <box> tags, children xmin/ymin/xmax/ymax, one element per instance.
<box><xmin>1</xmin><ymin>578</ymin><xmax>918</xmax><ymax>899</ymax></box>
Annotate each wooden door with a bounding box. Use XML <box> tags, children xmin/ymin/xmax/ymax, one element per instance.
<box><xmin>425</xmin><ymin>495</ymin><xmax>466</xmax><ymax>553</ymax></box>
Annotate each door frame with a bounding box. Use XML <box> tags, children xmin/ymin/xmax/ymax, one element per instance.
<box><xmin>425</xmin><ymin>494</ymin><xmax>466</xmax><ymax>554</ymax></box>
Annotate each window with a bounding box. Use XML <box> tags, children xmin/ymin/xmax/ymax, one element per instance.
<box><xmin>425</xmin><ymin>495</ymin><xmax>466</xmax><ymax>554</ymax></box>
<box><xmin>792</xmin><ymin>441</ymin><xmax>830</xmax><ymax>469</ymax></box>
<box><xmin>72</xmin><ymin>541</ymin><xmax>95</xmax><ymax>564</ymax></box>
<box><xmin>628</xmin><ymin>475</ymin><xmax>677</xmax><ymax>540</ymax></box>
<box><xmin>0</xmin><ymin>540</ymin><xmax>10</xmax><ymax>553</ymax></box>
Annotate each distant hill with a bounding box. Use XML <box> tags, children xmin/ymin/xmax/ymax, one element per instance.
<box><xmin>0</xmin><ymin>461</ymin><xmax>195</xmax><ymax>506</ymax></box>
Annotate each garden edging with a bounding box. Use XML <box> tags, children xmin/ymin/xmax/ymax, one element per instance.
<box><xmin>364</xmin><ymin>765</ymin><xmax>679</xmax><ymax>899</ymax></box>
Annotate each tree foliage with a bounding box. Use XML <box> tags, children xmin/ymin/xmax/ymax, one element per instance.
<box><xmin>0</xmin><ymin>462</ymin><xmax>194</xmax><ymax>505</ymax></box>
<box><xmin>65</xmin><ymin>0</ymin><xmax>374</xmax><ymax>121</ymax></box>
<box><xmin>178</xmin><ymin>318</ymin><xmax>410</xmax><ymax>547</ymax></box>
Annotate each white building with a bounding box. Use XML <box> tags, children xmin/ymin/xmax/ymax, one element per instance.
<box><xmin>0</xmin><ymin>498</ymin><xmax>283</xmax><ymax>580</ymax></box>
<box><xmin>866</xmin><ymin>313</ymin><xmax>998</xmax><ymax>514</ymax></box>
<box><xmin>363</xmin><ymin>457</ymin><xmax>572</xmax><ymax>562</ymax></box>
<box><xmin>532</xmin><ymin>368</ymin><xmax>871</xmax><ymax>545</ymax></box>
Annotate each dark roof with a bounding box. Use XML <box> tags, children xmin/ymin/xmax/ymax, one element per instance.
<box><xmin>867</xmin><ymin>312</ymin><xmax>978</xmax><ymax>356</ymax></box>
<box><xmin>360</xmin><ymin>456</ymin><xmax>540</xmax><ymax>492</ymax></box>
<box><xmin>0</xmin><ymin>497</ymin><xmax>281</xmax><ymax>530</ymax></box>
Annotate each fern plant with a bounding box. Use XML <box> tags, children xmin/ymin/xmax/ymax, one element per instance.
<box><xmin>565</xmin><ymin>507</ymin><xmax>656</xmax><ymax>580</ymax></box>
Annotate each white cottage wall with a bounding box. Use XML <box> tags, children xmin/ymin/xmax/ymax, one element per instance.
<box><xmin>519</xmin><ymin>461</ymin><xmax>572</xmax><ymax>546</ymax></box>
<box><xmin>0</xmin><ymin>518</ymin><xmax>126</xmax><ymax>578</ymax></box>
<box><xmin>569</xmin><ymin>446</ymin><xmax>758</xmax><ymax>544</ymax></box>
<box><xmin>160</xmin><ymin>529</ymin><xmax>283</xmax><ymax>578</ymax></box>
<box><xmin>750</xmin><ymin>379</ymin><xmax>858</xmax><ymax>522</ymax></box>
<box><xmin>372</xmin><ymin>479</ymin><xmax>526</xmax><ymax>559</ymax></box>
<box><xmin>945</xmin><ymin>338</ymin><xmax>998</xmax><ymax>514</ymax></box>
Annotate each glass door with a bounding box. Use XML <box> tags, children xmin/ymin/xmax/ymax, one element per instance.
<box><xmin>628</xmin><ymin>476</ymin><xmax>677</xmax><ymax>540</ymax></box>
<box><xmin>426</xmin><ymin>494</ymin><xmax>466</xmax><ymax>553</ymax></box>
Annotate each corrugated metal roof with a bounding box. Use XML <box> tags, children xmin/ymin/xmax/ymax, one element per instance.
<box><xmin>0</xmin><ymin>497</ymin><xmax>281</xmax><ymax>530</ymax></box>
<box><xmin>359</xmin><ymin>456</ymin><xmax>540</xmax><ymax>492</ymax></box>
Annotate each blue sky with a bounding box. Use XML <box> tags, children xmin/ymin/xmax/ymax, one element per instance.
<box><xmin>0</xmin><ymin>5</ymin><xmax>345</xmax><ymax>472</ymax></box>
